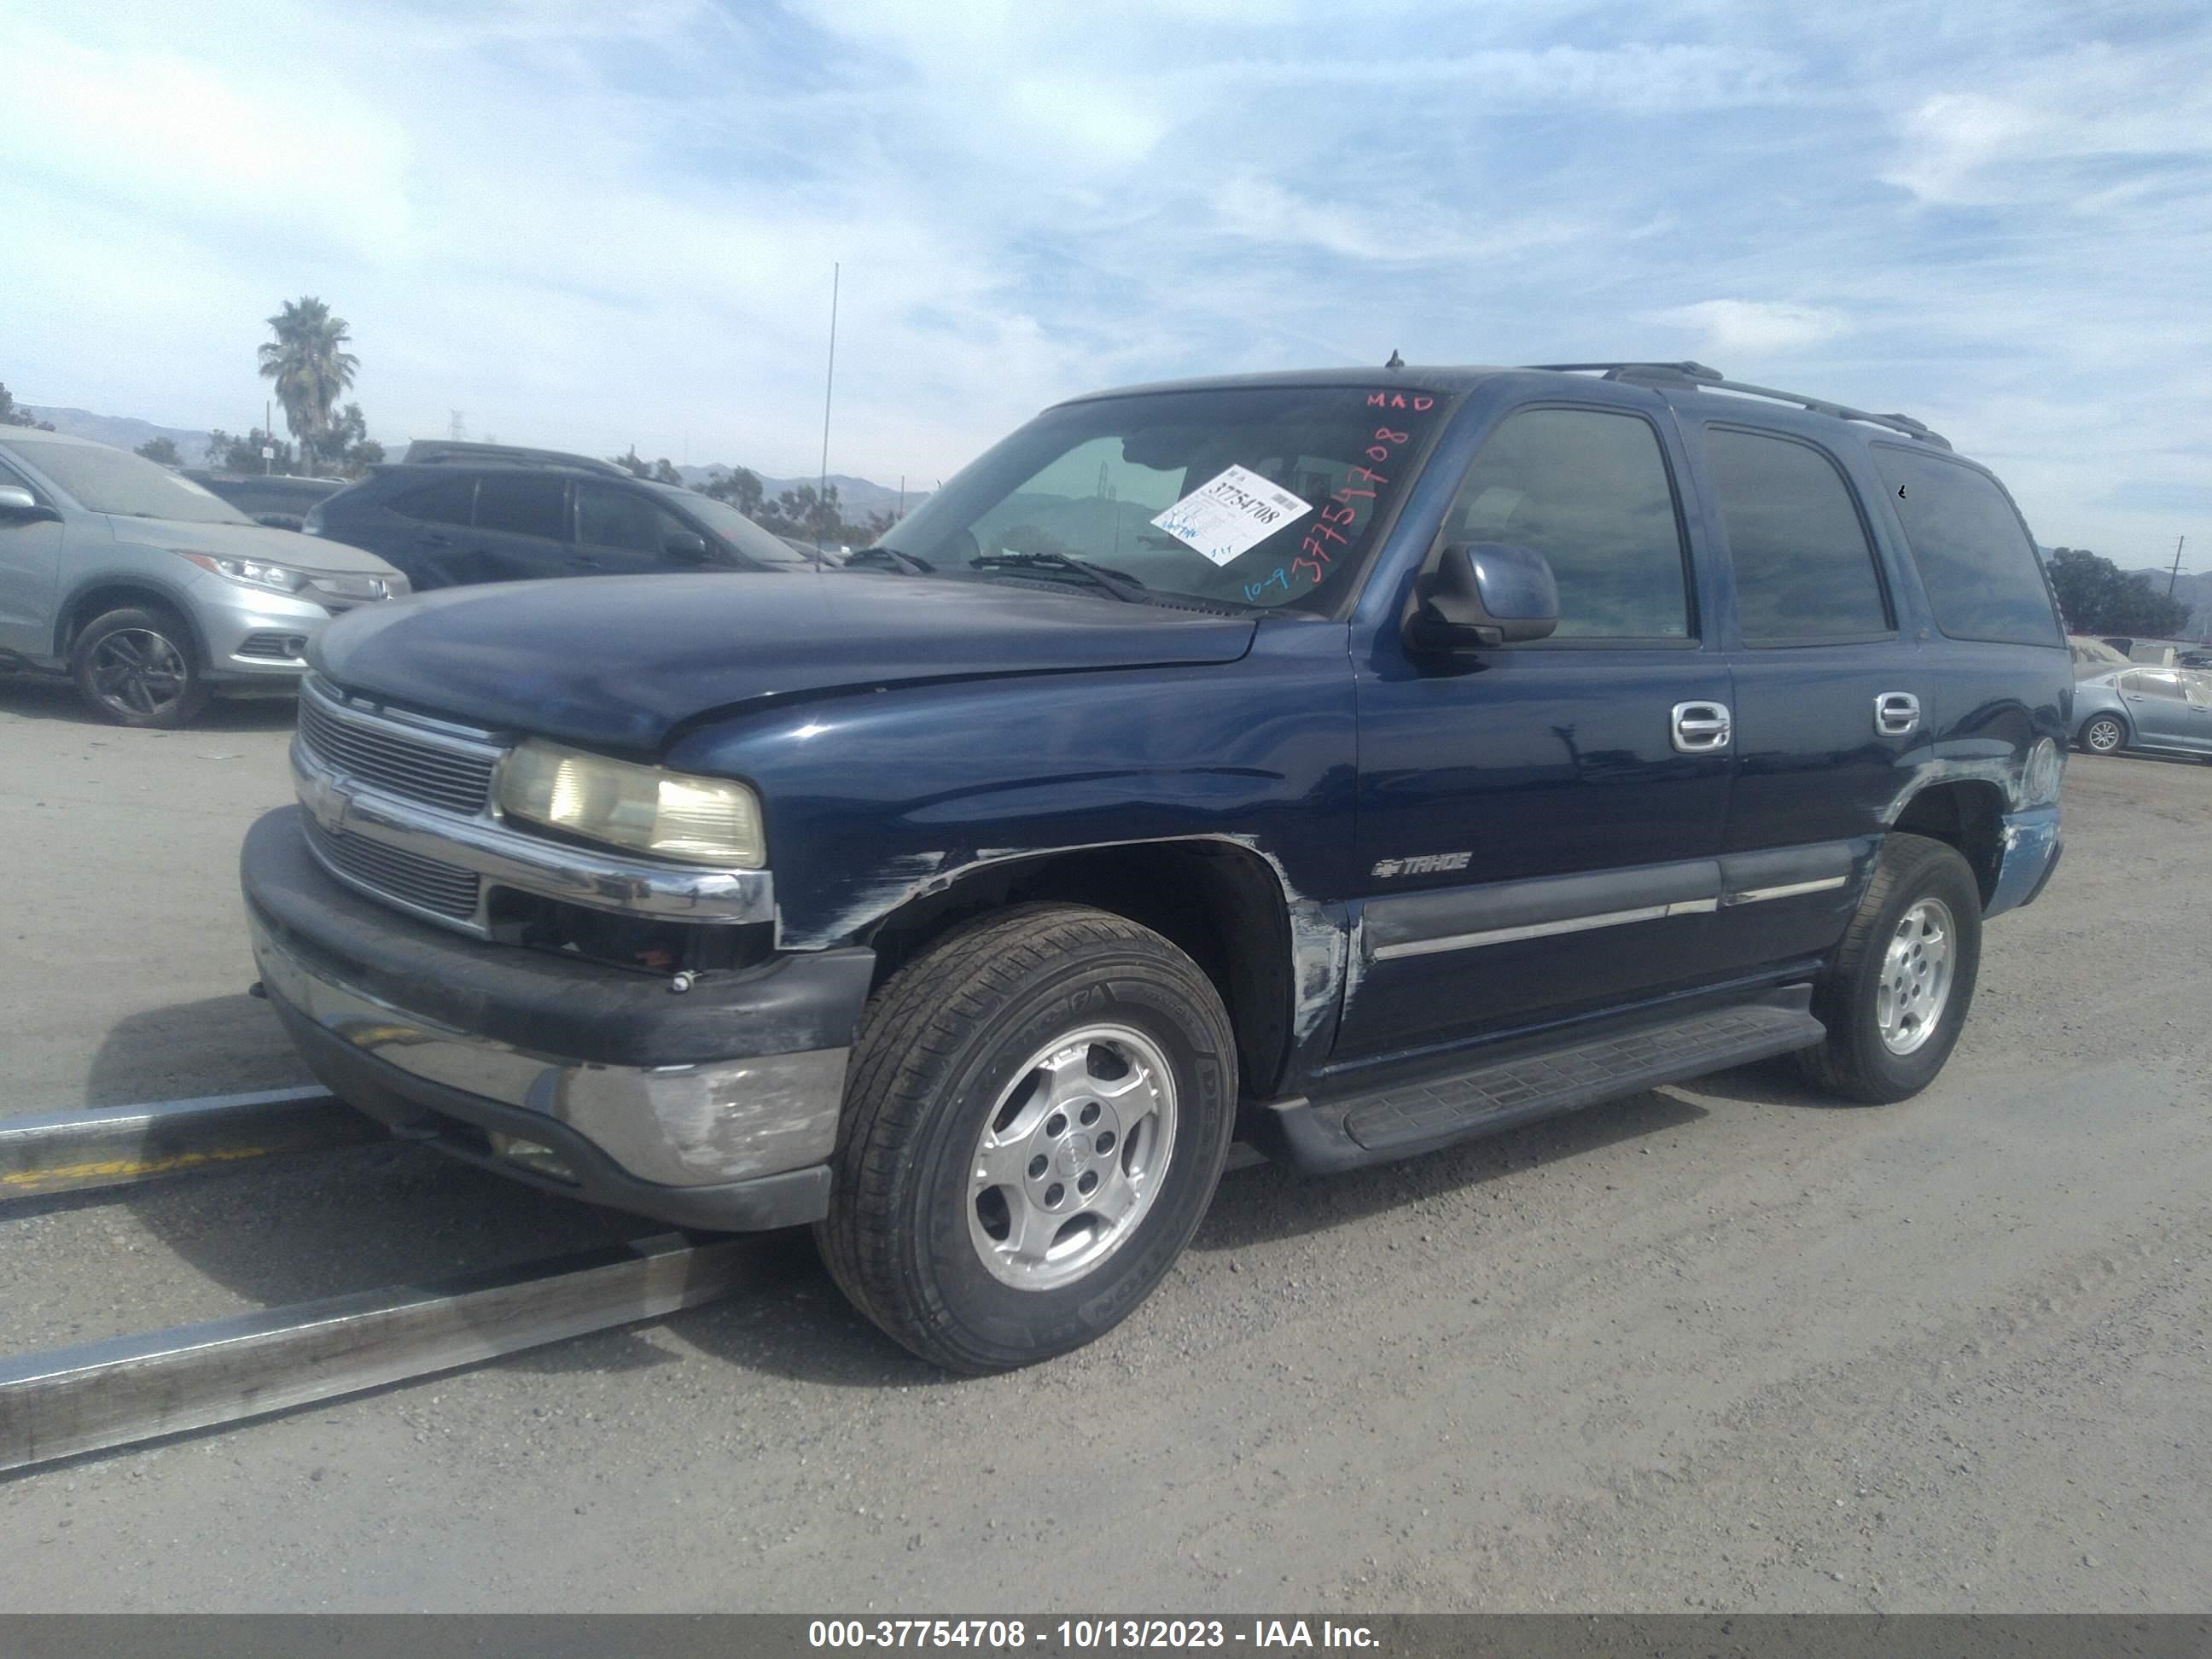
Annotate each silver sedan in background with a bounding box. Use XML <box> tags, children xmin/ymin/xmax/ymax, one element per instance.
<box><xmin>2072</xmin><ymin>666</ymin><xmax>2212</xmax><ymax>760</ymax></box>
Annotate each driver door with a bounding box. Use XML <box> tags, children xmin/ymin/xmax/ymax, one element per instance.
<box><xmin>0</xmin><ymin>456</ymin><xmax>65</xmax><ymax>657</ymax></box>
<box><xmin>573</xmin><ymin>481</ymin><xmax>714</xmax><ymax>577</ymax></box>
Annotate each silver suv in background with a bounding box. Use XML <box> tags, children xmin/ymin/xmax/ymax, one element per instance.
<box><xmin>0</xmin><ymin>429</ymin><xmax>407</xmax><ymax>727</ymax></box>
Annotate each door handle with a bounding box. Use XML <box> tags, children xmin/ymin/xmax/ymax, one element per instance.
<box><xmin>1875</xmin><ymin>691</ymin><xmax>1920</xmax><ymax>737</ymax></box>
<box><xmin>1671</xmin><ymin>701</ymin><xmax>1732</xmax><ymax>753</ymax></box>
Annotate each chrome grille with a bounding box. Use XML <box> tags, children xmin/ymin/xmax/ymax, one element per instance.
<box><xmin>297</xmin><ymin>682</ymin><xmax>498</xmax><ymax>816</ymax></box>
<box><xmin>305</xmin><ymin>817</ymin><xmax>481</xmax><ymax>923</ymax></box>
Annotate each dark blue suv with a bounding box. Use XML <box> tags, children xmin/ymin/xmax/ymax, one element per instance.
<box><xmin>240</xmin><ymin>362</ymin><xmax>2069</xmax><ymax>1371</ymax></box>
<box><xmin>303</xmin><ymin>440</ymin><xmax>818</xmax><ymax>590</ymax></box>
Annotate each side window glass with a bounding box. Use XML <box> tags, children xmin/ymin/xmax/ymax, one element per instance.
<box><xmin>2186</xmin><ymin>675</ymin><xmax>2212</xmax><ymax>709</ymax></box>
<box><xmin>1703</xmin><ymin>428</ymin><xmax>1890</xmax><ymax>643</ymax></box>
<box><xmin>1871</xmin><ymin>447</ymin><xmax>2063</xmax><ymax>646</ymax></box>
<box><xmin>391</xmin><ymin>474</ymin><xmax>474</xmax><ymax>527</ymax></box>
<box><xmin>1441</xmin><ymin>408</ymin><xmax>1691</xmax><ymax>641</ymax></box>
<box><xmin>576</xmin><ymin>483</ymin><xmax>684</xmax><ymax>554</ymax></box>
<box><xmin>2133</xmin><ymin>671</ymin><xmax>2186</xmax><ymax>701</ymax></box>
<box><xmin>473</xmin><ymin>474</ymin><xmax>567</xmax><ymax>541</ymax></box>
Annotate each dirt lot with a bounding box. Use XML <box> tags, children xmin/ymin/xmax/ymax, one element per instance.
<box><xmin>2</xmin><ymin>672</ymin><xmax>2208</xmax><ymax>1612</ymax></box>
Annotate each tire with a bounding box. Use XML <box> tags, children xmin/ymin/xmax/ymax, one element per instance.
<box><xmin>817</xmin><ymin>903</ymin><xmax>1238</xmax><ymax>1374</ymax></box>
<box><xmin>1796</xmin><ymin>832</ymin><xmax>1982</xmax><ymax>1104</ymax></box>
<box><xmin>69</xmin><ymin>606</ymin><xmax>212</xmax><ymax>729</ymax></box>
<box><xmin>2078</xmin><ymin>713</ymin><xmax>2127</xmax><ymax>755</ymax></box>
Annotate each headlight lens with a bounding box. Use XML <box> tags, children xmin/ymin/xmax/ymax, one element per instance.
<box><xmin>2022</xmin><ymin>736</ymin><xmax>2064</xmax><ymax>806</ymax></box>
<box><xmin>498</xmin><ymin>740</ymin><xmax>765</xmax><ymax>867</ymax></box>
<box><xmin>174</xmin><ymin>550</ymin><xmax>311</xmax><ymax>592</ymax></box>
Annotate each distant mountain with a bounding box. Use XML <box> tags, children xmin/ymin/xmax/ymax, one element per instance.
<box><xmin>684</xmin><ymin>467</ymin><xmax>927</xmax><ymax>519</ymax></box>
<box><xmin>24</xmin><ymin>405</ymin><xmax>219</xmax><ymax>465</ymax></box>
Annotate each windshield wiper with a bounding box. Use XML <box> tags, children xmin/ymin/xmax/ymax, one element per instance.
<box><xmin>844</xmin><ymin>544</ymin><xmax>934</xmax><ymax>575</ymax></box>
<box><xmin>969</xmin><ymin>550</ymin><xmax>1149</xmax><ymax>602</ymax></box>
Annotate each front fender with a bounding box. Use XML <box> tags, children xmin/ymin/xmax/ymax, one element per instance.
<box><xmin>661</xmin><ymin>623</ymin><xmax>1359</xmax><ymax>950</ymax></box>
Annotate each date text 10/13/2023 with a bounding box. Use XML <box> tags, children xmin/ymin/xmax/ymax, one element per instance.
<box><xmin>806</xmin><ymin>1619</ymin><xmax>1381</xmax><ymax>1650</ymax></box>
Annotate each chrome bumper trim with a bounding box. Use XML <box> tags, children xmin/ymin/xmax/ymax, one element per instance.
<box><xmin>290</xmin><ymin>737</ymin><xmax>774</xmax><ymax>933</ymax></box>
<box><xmin>248</xmin><ymin>912</ymin><xmax>844</xmax><ymax>1187</ymax></box>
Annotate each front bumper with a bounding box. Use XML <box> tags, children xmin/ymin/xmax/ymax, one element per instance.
<box><xmin>1987</xmin><ymin>804</ymin><xmax>2062</xmax><ymax>918</ymax></box>
<box><xmin>242</xmin><ymin>806</ymin><xmax>874</xmax><ymax>1229</ymax></box>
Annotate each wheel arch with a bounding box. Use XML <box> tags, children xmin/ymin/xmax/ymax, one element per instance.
<box><xmin>1888</xmin><ymin>779</ymin><xmax>2009</xmax><ymax>909</ymax></box>
<box><xmin>56</xmin><ymin>579</ymin><xmax>210</xmax><ymax>667</ymax></box>
<box><xmin>2076</xmin><ymin>707</ymin><xmax>2130</xmax><ymax>750</ymax></box>
<box><xmin>860</xmin><ymin>838</ymin><xmax>1298</xmax><ymax>1099</ymax></box>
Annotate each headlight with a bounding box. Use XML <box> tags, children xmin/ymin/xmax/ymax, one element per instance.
<box><xmin>498</xmin><ymin>740</ymin><xmax>765</xmax><ymax>867</ymax></box>
<box><xmin>175</xmin><ymin>550</ymin><xmax>312</xmax><ymax>593</ymax></box>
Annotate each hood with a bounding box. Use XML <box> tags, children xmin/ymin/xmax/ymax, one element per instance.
<box><xmin>311</xmin><ymin>571</ymin><xmax>1259</xmax><ymax>752</ymax></box>
<box><xmin>108</xmin><ymin>515</ymin><xmax>403</xmax><ymax>579</ymax></box>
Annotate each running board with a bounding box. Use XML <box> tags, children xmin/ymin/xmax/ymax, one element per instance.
<box><xmin>1257</xmin><ymin>994</ymin><xmax>1824</xmax><ymax>1175</ymax></box>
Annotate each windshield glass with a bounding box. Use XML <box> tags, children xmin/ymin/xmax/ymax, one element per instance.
<box><xmin>8</xmin><ymin>437</ymin><xmax>254</xmax><ymax>525</ymax></box>
<box><xmin>877</xmin><ymin>384</ymin><xmax>1450</xmax><ymax>611</ymax></box>
<box><xmin>658</xmin><ymin>486</ymin><xmax>823</xmax><ymax>569</ymax></box>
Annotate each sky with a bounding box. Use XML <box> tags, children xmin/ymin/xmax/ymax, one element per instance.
<box><xmin>1</xmin><ymin>0</ymin><xmax>2205</xmax><ymax>566</ymax></box>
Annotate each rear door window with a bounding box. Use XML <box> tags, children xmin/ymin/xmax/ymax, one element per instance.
<box><xmin>1441</xmin><ymin>407</ymin><xmax>1692</xmax><ymax>641</ymax></box>
<box><xmin>2127</xmin><ymin>670</ymin><xmax>2186</xmax><ymax>701</ymax></box>
<box><xmin>1871</xmin><ymin>447</ymin><xmax>2062</xmax><ymax>646</ymax></box>
<box><xmin>390</xmin><ymin>474</ymin><xmax>476</xmax><ymax>527</ymax></box>
<box><xmin>473</xmin><ymin>473</ymin><xmax>568</xmax><ymax>542</ymax></box>
<box><xmin>1703</xmin><ymin>428</ymin><xmax>1891</xmax><ymax>644</ymax></box>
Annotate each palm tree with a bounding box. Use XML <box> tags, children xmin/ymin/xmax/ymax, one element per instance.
<box><xmin>256</xmin><ymin>297</ymin><xmax>358</xmax><ymax>468</ymax></box>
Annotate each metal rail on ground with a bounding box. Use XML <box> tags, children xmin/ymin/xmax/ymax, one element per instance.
<box><xmin>0</xmin><ymin>1086</ymin><xmax>380</xmax><ymax>1199</ymax></box>
<box><xmin>0</xmin><ymin>1232</ymin><xmax>760</xmax><ymax>1474</ymax></box>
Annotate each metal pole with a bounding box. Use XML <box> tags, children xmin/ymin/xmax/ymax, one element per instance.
<box><xmin>817</xmin><ymin>263</ymin><xmax>839</xmax><ymax>552</ymax></box>
<box><xmin>265</xmin><ymin>399</ymin><xmax>273</xmax><ymax>473</ymax></box>
<box><xmin>2167</xmin><ymin>534</ymin><xmax>2186</xmax><ymax>597</ymax></box>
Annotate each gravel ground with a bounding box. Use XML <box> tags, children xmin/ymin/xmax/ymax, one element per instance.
<box><xmin>1</xmin><ymin>675</ymin><xmax>2208</xmax><ymax>1612</ymax></box>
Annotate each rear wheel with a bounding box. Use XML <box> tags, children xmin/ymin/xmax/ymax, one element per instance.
<box><xmin>69</xmin><ymin>606</ymin><xmax>211</xmax><ymax>728</ymax></box>
<box><xmin>1796</xmin><ymin>832</ymin><xmax>1982</xmax><ymax>1104</ymax></box>
<box><xmin>2079</xmin><ymin>713</ymin><xmax>2126</xmax><ymax>754</ymax></box>
<box><xmin>816</xmin><ymin>904</ymin><xmax>1237</xmax><ymax>1373</ymax></box>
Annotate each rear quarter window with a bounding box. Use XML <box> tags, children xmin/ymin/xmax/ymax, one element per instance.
<box><xmin>1872</xmin><ymin>446</ymin><xmax>2062</xmax><ymax>647</ymax></box>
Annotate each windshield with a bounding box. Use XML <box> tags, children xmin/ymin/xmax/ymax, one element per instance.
<box><xmin>877</xmin><ymin>384</ymin><xmax>1450</xmax><ymax>612</ymax></box>
<box><xmin>658</xmin><ymin>486</ymin><xmax>824</xmax><ymax>569</ymax></box>
<box><xmin>8</xmin><ymin>437</ymin><xmax>254</xmax><ymax>525</ymax></box>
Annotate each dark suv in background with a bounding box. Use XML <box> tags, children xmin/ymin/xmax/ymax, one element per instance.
<box><xmin>305</xmin><ymin>440</ymin><xmax>818</xmax><ymax>591</ymax></box>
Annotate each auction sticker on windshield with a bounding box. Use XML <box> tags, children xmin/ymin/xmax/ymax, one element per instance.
<box><xmin>1150</xmin><ymin>465</ymin><xmax>1313</xmax><ymax>568</ymax></box>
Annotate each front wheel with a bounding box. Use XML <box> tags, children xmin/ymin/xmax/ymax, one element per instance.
<box><xmin>1796</xmin><ymin>832</ymin><xmax>1982</xmax><ymax>1104</ymax></box>
<box><xmin>2079</xmin><ymin>714</ymin><xmax>2126</xmax><ymax>754</ymax></box>
<box><xmin>69</xmin><ymin>606</ymin><xmax>212</xmax><ymax>728</ymax></box>
<box><xmin>817</xmin><ymin>904</ymin><xmax>1237</xmax><ymax>1373</ymax></box>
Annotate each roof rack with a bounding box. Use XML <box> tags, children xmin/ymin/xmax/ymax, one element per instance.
<box><xmin>1526</xmin><ymin>363</ymin><xmax>1951</xmax><ymax>450</ymax></box>
<box><xmin>399</xmin><ymin>439</ymin><xmax>634</xmax><ymax>478</ymax></box>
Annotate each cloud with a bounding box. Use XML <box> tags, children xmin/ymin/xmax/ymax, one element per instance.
<box><xmin>0</xmin><ymin>0</ymin><xmax>2204</xmax><ymax>567</ymax></box>
<box><xmin>1650</xmin><ymin>300</ymin><xmax>1848</xmax><ymax>356</ymax></box>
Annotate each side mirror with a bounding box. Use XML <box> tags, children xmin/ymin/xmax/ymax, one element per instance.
<box><xmin>0</xmin><ymin>485</ymin><xmax>58</xmax><ymax>522</ymax></box>
<box><xmin>1407</xmin><ymin>542</ymin><xmax>1558</xmax><ymax>651</ymax></box>
<box><xmin>663</xmin><ymin>531</ymin><xmax>711</xmax><ymax>564</ymax></box>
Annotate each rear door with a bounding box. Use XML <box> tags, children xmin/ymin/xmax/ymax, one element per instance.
<box><xmin>2118</xmin><ymin>670</ymin><xmax>2204</xmax><ymax>751</ymax></box>
<box><xmin>0</xmin><ymin>451</ymin><xmax>67</xmax><ymax>656</ymax></box>
<box><xmin>468</xmin><ymin>472</ymin><xmax>576</xmax><ymax>582</ymax></box>
<box><xmin>1685</xmin><ymin>419</ymin><xmax>1923</xmax><ymax>975</ymax></box>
